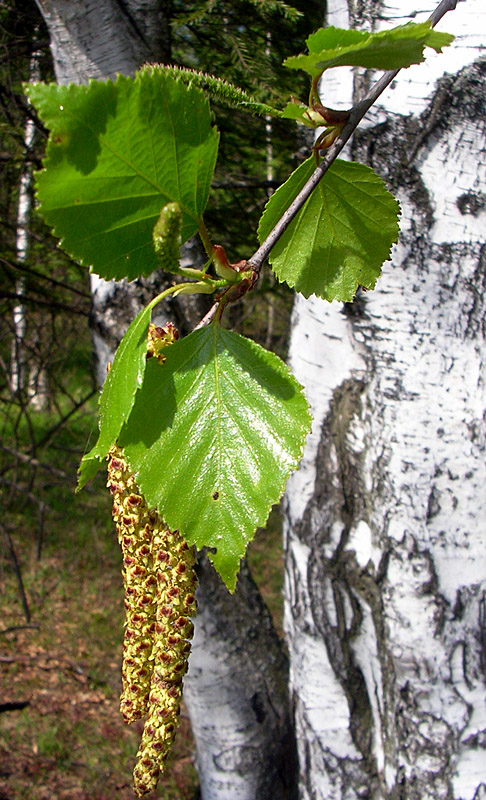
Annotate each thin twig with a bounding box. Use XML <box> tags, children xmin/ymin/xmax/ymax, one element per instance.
<box><xmin>193</xmin><ymin>301</ymin><xmax>220</xmax><ymax>330</ymax></box>
<box><xmin>0</xmin><ymin>624</ymin><xmax>39</xmax><ymax>635</ymax></box>
<box><xmin>248</xmin><ymin>0</ymin><xmax>458</xmax><ymax>272</ymax></box>
<box><xmin>0</xmin><ymin>256</ymin><xmax>90</xmax><ymax>299</ymax></box>
<box><xmin>1</xmin><ymin>522</ymin><xmax>31</xmax><ymax>623</ymax></box>
<box><xmin>35</xmin><ymin>388</ymin><xmax>97</xmax><ymax>450</ymax></box>
<box><xmin>0</xmin><ymin>443</ymin><xmax>70</xmax><ymax>479</ymax></box>
<box><xmin>0</xmin><ymin>701</ymin><xmax>30</xmax><ymax>713</ymax></box>
<box><xmin>0</xmin><ymin>290</ymin><xmax>89</xmax><ymax>316</ymax></box>
<box><xmin>36</xmin><ymin>500</ymin><xmax>47</xmax><ymax>561</ymax></box>
<box><xmin>0</xmin><ymin>476</ymin><xmax>52</xmax><ymax>512</ymax></box>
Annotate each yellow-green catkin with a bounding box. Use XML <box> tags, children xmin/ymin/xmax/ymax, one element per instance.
<box><xmin>107</xmin><ymin>447</ymin><xmax>157</xmax><ymax>723</ymax></box>
<box><xmin>132</xmin><ymin>527</ymin><xmax>197</xmax><ymax>796</ymax></box>
<box><xmin>146</xmin><ymin>320</ymin><xmax>179</xmax><ymax>361</ymax></box>
<box><xmin>107</xmin><ymin>322</ymin><xmax>198</xmax><ymax>797</ymax></box>
<box><xmin>152</xmin><ymin>202</ymin><xmax>182</xmax><ymax>274</ymax></box>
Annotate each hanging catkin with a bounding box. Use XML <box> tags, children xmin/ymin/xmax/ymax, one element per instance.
<box><xmin>107</xmin><ymin>449</ymin><xmax>157</xmax><ymax>724</ymax></box>
<box><xmin>107</xmin><ymin>322</ymin><xmax>198</xmax><ymax>797</ymax></box>
<box><xmin>133</xmin><ymin>526</ymin><xmax>197</xmax><ymax>795</ymax></box>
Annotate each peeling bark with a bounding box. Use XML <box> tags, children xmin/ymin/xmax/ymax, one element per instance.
<box><xmin>284</xmin><ymin>2</ymin><xmax>486</xmax><ymax>799</ymax></box>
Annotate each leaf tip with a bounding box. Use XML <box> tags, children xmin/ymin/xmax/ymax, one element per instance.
<box><xmin>209</xmin><ymin>552</ymin><xmax>240</xmax><ymax>593</ymax></box>
<box><xmin>77</xmin><ymin>452</ymin><xmax>103</xmax><ymax>491</ymax></box>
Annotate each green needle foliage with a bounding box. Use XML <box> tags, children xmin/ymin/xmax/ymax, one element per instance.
<box><xmin>171</xmin><ymin>0</ymin><xmax>321</xmax><ymax>104</ymax></box>
<box><xmin>170</xmin><ymin>0</ymin><xmax>324</xmax><ymax>256</ymax></box>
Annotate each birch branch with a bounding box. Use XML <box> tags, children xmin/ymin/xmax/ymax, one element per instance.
<box><xmin>193</xmin><ymin>0</ymin><xmax>457</xmax><ymax>329</ymax></box>
<box><xmin>248</xmin><ymin>0</ymin><xmax>458</xmax><ymax>272</ymax></box>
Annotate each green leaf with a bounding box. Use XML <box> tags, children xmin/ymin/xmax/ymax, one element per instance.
<box><xmin>119</xmin><ymin>323</ymin><xmax>311</xmax><ymax>591</ymax></box>
<box><xmin>26</xmin><ymin>71</ymin><xmax>219</xmax><ymax>281</ymax></box>
<box><xmin>258</xmin><ymin>157</ymin><xmax>400</xmax><ymax>301</ymax></box>
<box><xmin>281</xmin><ymin>101</ymin><xmax>319</xmax><ymax>127</ymax></box>
<box><xmin>77</xmin><ymin>303</ymin><xmax>153</xmax><ymax>489</ymax></box>
<box><xmin>284</xmin><ymin>22</ymin><xmax>454</xmax><ymax>76</ymax></box>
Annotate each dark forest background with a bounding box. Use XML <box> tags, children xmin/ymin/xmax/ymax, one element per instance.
<box><xmin>0</xmin><ymin>1</ymin><xmax>321</xmax><ymax>796</ymax></box>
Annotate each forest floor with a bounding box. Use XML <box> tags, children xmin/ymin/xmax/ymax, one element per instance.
<box><xmin>0</xmin><ymin>245</ymin><xmax>289</xmax><ymax>800</ymax></box>
<box><xmin>0</xmin><ymin>461</ymin><xmax>284</xmax><ymax>800</ymax></box>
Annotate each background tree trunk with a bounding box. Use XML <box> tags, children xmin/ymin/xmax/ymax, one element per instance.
<box><xmin>283</xmin><ymin>1</ymin><xmax>486</xmax><ymax>798</ymax></box>
<box><xmin>10</xmin><ymin>51</ymin><xmax>39</xmax><ymax>399</ymax></box>
<box><xmin>35</xmin><ymin>0</ymin><xmax>171</xmax><ymax>83</ymax></box>
<box><xmin>35</xmin><ymin>2</ymin><xmax>293</xmax><ymax>797</ymax></box>
<box><xmin>187</xmin><ymin>556</ymin><xmax>297</xmax><ymax>800</ymax></box>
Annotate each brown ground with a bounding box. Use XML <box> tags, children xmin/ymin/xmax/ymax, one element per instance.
<box><xmin>0</xmin><ymin>492</ymin><xmax>282</xmax><ymax>800</ymax></box>
<box><xmin>0</xmin><ymin>494</ymin><xmax>199</xmax><ymax>800</ymax></box>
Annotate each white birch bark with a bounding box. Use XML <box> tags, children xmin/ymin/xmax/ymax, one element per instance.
<box><xmin>35</xmin><ymin>4</ymin><xmax>292</xmax><ymax>797</ymax></box>
<box><xmin>284</xmin><ymin>1</ymin><xmax>486</xmax><ymax>798</ymax></box>
<box><xmin>34</xmin><ymin>0</ymin><xmax>169</xmax><ymax>83</ymax></box>
<box><xmin>10</xmin><ymin>127</ymin><xmax>33</xmax><ymax>396</ymax></box>
<box><xmin>10</xmin><ymin>53</ymin><xmax>40</xmax><ymax>397</ymax></box>
<box><xmin>185</xmin><ymin>557</ymin><xmax>297</xmax><ymax>800</ymax></box>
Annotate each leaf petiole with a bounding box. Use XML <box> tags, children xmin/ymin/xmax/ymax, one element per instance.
<box><xmin>177</xmin><ymin>267</ymin><xmax>210</xmax><ymax>280</ymax></box>
<box><xmin>149</xmin><ymin>278</ymin><xmax>230</xmax><ymax>310</ymax></box>
<box><xmin>172</xmin><ymin>280</ymin><xmax>226</xmax><ymax>296</ymax></box>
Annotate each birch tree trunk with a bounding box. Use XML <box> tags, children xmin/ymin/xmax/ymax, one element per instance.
<box><xmin>35</xmin><ymin>2</ymin><xmax>293</xmax><ymax>796</ymax></box>
<box><xmin>10</xmin><ymin>51</ymin><xmax>39</xmax><ymax>398</ymax></box>
<box><xmin>283</xmin><ymin>1</ymin><xmax>486</xmax><ymax>798</ymax></box>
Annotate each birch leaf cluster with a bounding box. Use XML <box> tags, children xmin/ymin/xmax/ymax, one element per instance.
<box><xmin>26</xmin><ymin>20</ymin><xmax>453</xmax><ymax>591</ymax></box>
